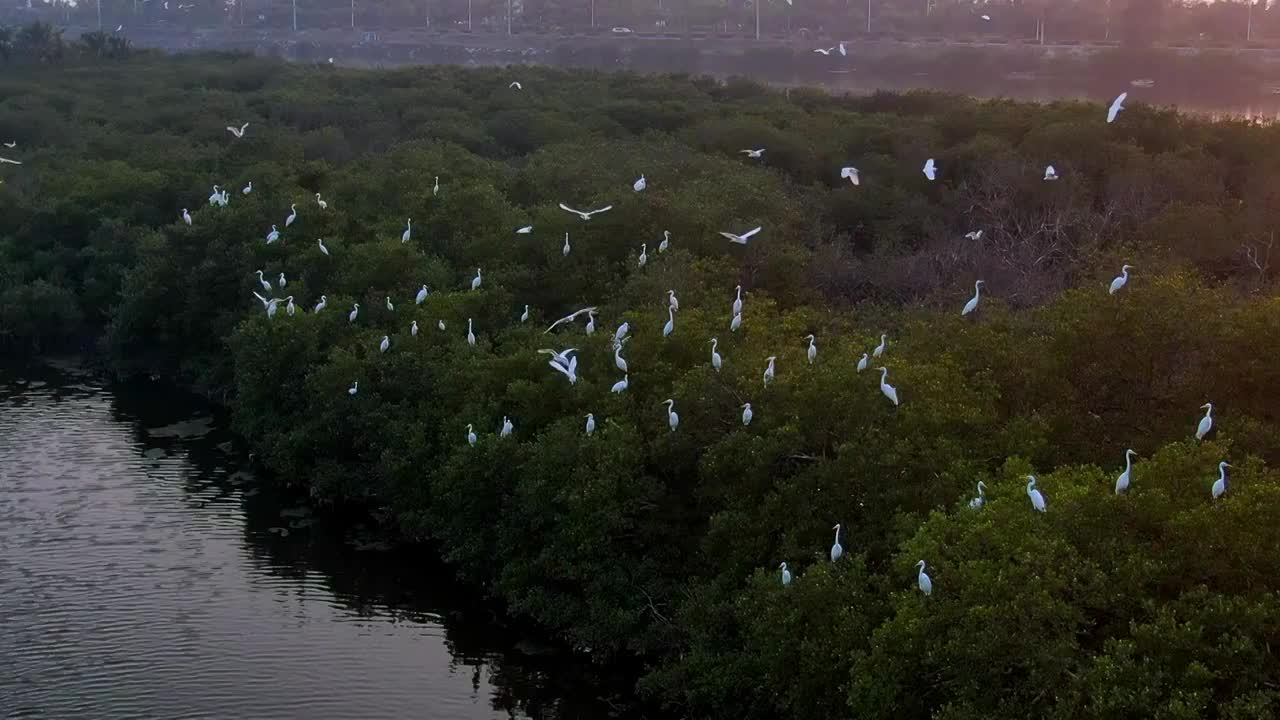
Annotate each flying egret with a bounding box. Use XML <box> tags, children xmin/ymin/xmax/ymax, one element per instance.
<box><xmin>614</xmin><ymin>342</ymin><xmax>628</xmax><ymax>372</ymax></box>
<box><xmin>255</xmin><ymin>270</ymin><xmax>272</xmax><ymax>293</ymax></box>
<box><xmin>856</xmin><ymin>353</ymin><xmax>869</xmax><ymax>373</ymax></box>
<box><xmin>285</xmin><ymin>204</ymin><xmax>298</xmax><ymax>227</ymax></box>
<box><xmin>467</xmin><ymin>318</ymin><xmax>476</xmax><ymax>347</ymax></box>
<box><xmin>2</xmin><ymin>141</ymin><xmax>14</xmax><ymax>149</ymax></box>
<box><xmin>349</xmin><ymin>303</ymin><xmax>360</xmax><ymax>323</ymax></box>
<box><xmin>611</xmin><ymin>374</ymin><xmax>629</xmax><ymax>393</ymax></box>
<box><xmin>278</xmin><ymin>272</ymin><xmax>287</xmax><ymax>289</ymax></box>
<box><xmin>1107</xmin><ymin>92</ymin><xmax>1127</xmax><ymax>124</ymax></box>
<box><xmin>466</xmin><ymin>424</ymin><xmax>477</xmax><ymax>447</ymax></box>
<box><xmin>500</xmin><ymin>416</ymin><xmax>513</xmax><ymax>438</ymax></box>
<box><xmin>923</xmin><ymin>158</ymin><xmax>937</xmax><ymax>181</ymax></box>
<box><xmin>252</xmin><ymin>291</ymin><xmax>280</xmax><ymax>319</ymax></box>
<box><xmin>741</xmin><ymin>402</ymin><xmax>753</xmax><ymax>426</ymax></box>
<box><xmin>1196</xmin><ymin>403</ymin><xmax>1214</xmax><ymax>440</ymax></box>
<box><xmin>182</xmin><ymin>209</ymin><xmax>192</xmax><ymax>226</ymax></box>
<box><xmin>633</xmin><ymin>174</ymin><xmax>647</xmax><ymax>192</ymax></box>
<box><xmin>804</xmin><ymin>334</ymin><xmax>817</xmax><ymax>364</ymax></box>
<box><xmin>813</xmin><ymin>47</ymin><xmax>834</xmax><ymax>55</ymax></box>
<box><xmin>1026</xmin><ymin>476</ymin><xmax>1047</xmax><ymax>512</ymax></box>
<box><xmin>548</xmin><ymin>354</ymin><xmax>578</xmax><ymax>384</ymax></box>
<box><xmin>433</xmin><ymin>176</ymin><xmax>440</xmax><ymax>196</ymax></box>
<box><xmin>964</xmin><ymin>230</ymin><xmax>984</xmax><ymax>241</ymax></box>
<box><xmin>521</xmin><ymin>305</ymin><xmax>530</xmax><ymax>323</ymax></box>
<box><xmin>662</xmin><ymin>399</ymin><xmax>679</xmax><ymax>432</ymax></box>
<box><xmin>242</xmin><ymin>181</ymin><xmax>252</xmax><ymax>195</ymax></box>
<box><xmin>667</xmin><ymin>290</ymin><xmax>679</xmax><ymax>312</ymax></box>
<box><xmin>1115</xmin><ymin>449</ymin><xmax>1137</xmax><ymax>494</ymax></box>
<box><xmin>585</xmin><ymin>310</ymin><xmax>596</xmax><ymax>336</ymax></box>
<box><xmin>916</xmin><ymin>561</ymin><xmax>933</xmax><ymax>596</ymax></box>
<box><xmin>471</xmin><ymin>268</ymin><xmax>483</xmax><ymax>291</ymax></box>
<box><xmin>314</xmin><ymin>295</ymin><xmax>327</xmax><ymax>313</ymax></box>
<box><xmin>385</xmin><ymin>296</ymin><xmax>395</xmax><ymax>313</ymax></box>
<box><xmin>318</xmin><ymin>238</ymin><xmax>330</xmax><ymax>256</ymax></box>
<box><xmin>209</xmin><ymin>185</ymin><xmax>223</xmax><ymax>206</ymax></box>
<box><xmin>663</xmin><ymin>306</ymin><xmax>675</xmax><ymax>337</ymax></box>
<box><xmin>962</xmin><ymin>280</ymin><xmax>985</xmax><ymax>316</ymax></box>
<box><xmin>562</xmin><ymin>233</ymin><xmax>571</xmax><ymax>256</ymax></box>
<box><xmin>780</xmin><ymin>562</ymin><xmax>791</xmax><ymax>586</ymax></box>
<box><xmin>741</xmin><ymin>148</ymin><xmax>765</xmax><ymax>158</ymax></box>
<box><xmin>1212</xmin><ymin>461</ymin><xmax>1231</xmax><ymax>499</ymax></box>
<box><xmin>348</xmin><ymin>381</ymin><xmax>358</xmax><ymax>396</ymax></box>
<box><xmin>558</xmin><ymin>203</ymin><xmax>613</xmax><ymax>221</ymax></box>
<box><xmin>830</xmin><ymin>524</ymin><xmax>844</xmax><ymax>562</ymax></box>
<box><xmin>315</xmin><ymin>193</ymin><xmax>328</xmax><ymax>210</ymax></box>
<box><xmin>1109</xmin><ymin>264</ymin><xmax>1133</xmax><ymax>295</ymax></box>
<box><xmin>763</xmin><ymin>356</ymin><xmax>776</xmax><ymax>386</ymax></box>
<box><xmin>638</xmin><ymin>244</ymin><xmax>648</xmax><ymax>268</ymax></box>
<box><xmin>873</xmin><ymin>334</ymin><xmax>887</xmax><ymax>358</ymax></box>
<box><xmin>585</xmin><ymin>414</ymin><xmax>595</xmax><ymax>435</ymax></box>
<box><xmin>416</xmin><ymin>285</ymin><xmax>429</xmax><ymax>304</ymax></box>
<box><xmin>840</xmin><ymin>166</ymin><xmax>860</xmax><ymax>185</ymax></box>
<box><xmin>379</xmin><ymin>335</ymin><xmax>390</xmax><ymax>353</ymax></box>
<box><xmin>0</xmin><ymin>156</ymin><xmax>21</xmax><ymax>165</ymax></box>
<box><xmin>401</xmin><ymin>219</ymin><xmax>411</xmax><ymax>243</ymax></box>
<box><xmin>226</xmin><ymin>122</ymin><xmax>249</xmax><ymax>138</ymax></box>
<box><xmin>732</xmin><ymin>285</ymin><xmax>743</xmax><ymax>316</ymax></box>
<box><xmin>509</xmin><ymin>81</ymin><xmax>522</xmax><ymax>90</ymax></box>
<box><xmin>1044</xmin><ymin>165</ymin><xmax>1060</xmax><ymax>181</ymax></box>
<box><xmin>539</xmin><ymin>348</ymin><xmax>578</xmax><ymax>371</ymax></box>
<box><xmin>545</xmin><ymin>307</ymin><xmax>599</xmax><ymax>334</ymax></box>
<box><xmin>878</xmin><ymin>367</ymin><xmax>900</xmax><ymax>406</ymax></box>
<box><xmin>720</xmin><ymin>226</ymin><xmax>762</xmax><ymax>245</ymax></box>
<box><xmin>284</xmin><ymin>296</ymin><xmax>296</xmax><ymax>317</ymax></box>
<box><xmin>266</xmin><ymin>225</ymin><xmax>280</xmax><ymax>244</ymax></box>
<box><xmin>710</xmin><ymin>338</ymin><xmax>722</xmax><ymax>372</ymax></box>
<box><xmin>516</xmin><ymin>225</ymin><xmax>533</xmax><ymax>235</ymax></box>
<box><xmin>411</xmin><ymin>320</ymin><xmax>419</xmax><ymax>337</ymax></box>
<box><xmin>969</xmin><ymin>481</ymin><xmax>987</xmax><ymax>509</ymax></box>
<box><xmin>659</xmin><ymin>230</ymin><xmax>671</xmax><ymax>253</ymax></box>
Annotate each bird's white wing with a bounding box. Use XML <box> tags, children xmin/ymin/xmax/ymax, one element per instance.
<box><xmin>0</xmin><ymin>157</ymin><xmax>22</xmax><ymax>165</ymax></box>
<box><xmin>740</xmin><ymin>226</ymin><xmax>762</xmax><ymax>240</ymax></box>
<box><xmin>558</xmin><ymin>202</ymin><xmax>582</xmax><ymax>215</ymax></box>
<box><xmin>587</xmin><ymin>205</ymin><xmax>613</xmax><ymax>216</ymax></box>
<box><xmin>548</xmin><ymin>360</ymin><xmax>574</xmax><ymax>378</ymax></box>
<box><xmin>719</xmin><ymin>231</ymin><xmax>746</xmax><ymax>244</ymax></box>
<box><xmin>252</xmin><ymin>291</ymin><xmax>269</xmax><ymax>306</ymax></box>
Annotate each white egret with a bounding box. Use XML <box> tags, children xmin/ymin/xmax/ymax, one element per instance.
<box><xmin>916</xmin><ymin>560</ymin><xmax>933</xmax><ymax>596</ymax></box>
<box><xmin>964</xmin><ymin>230</ymin><xmax>984</xmax><ymax>241</ymax></box>
<box><xmin>638</xmin><ymin>243</ymin><xmax>648</xmax><ymax>268</ymax></box>
<box><xmin>1044</xmin><ymin>165</ymin><xmax>1060</xmax><ymax>181</ymax></box>
<box><xmin>1212</xmin><ymin>461</ymin><xmax>1231</xmax><ymax>499</ymax></box>
<box><xmin>1026</xmin><ymin>476</ymin><xmax>1047</xmax><ymax>512</ymax></box>
<box><xmin>740</xmin><ymin>148</ymin><xmax>765</xmax><ymax>158</ymax></box>
<box><xmin>538</xmin><ymin>348</ymin><xmax>578</xmax><ymax>370</ymax></box>
<box><xmin>779</xmin><ymin>562</ymin><xmax>791</xmax><ymax>586</ymax></box>
<box><xmin>804</xmin><ymin>334</ymin><xmax>817</xmax><ymax>364</ymax></box>
<box><xmin>720</xmin><ymin>226</ymin><xmax>762</xmax><ymax>245</ymax></box>
<box><xmin>521</xmin><ymin>305</ymin><xmax>530</xmax><ymax>323</ymax></box>
<box><xmin>278</xmin><ymin>272</ymin><xmax>287</xmax><ymax>289</ymax></box>
<box><xmin>315</xmin><ymin>193</ymin><xmax>327</xmax><ymax>210</ymax></box>
<box><xmin>285</xmin><ymin>203</ymin><xmax>298</xmax><ymax>227</ymax></box>
<box><xmin>1109</xmin><ymin>264</ymin><xmax>1133</xmax><ymax>295</ymax></box>
<box><xmin>401</xmin><ymin>219</ymin><xmax>411</xmax><ymax>243</ymax></box>
<box><xmin>873</xmin><ymin>334</ymin><xmax>887</xmax><ymax>358</ymax></box>
<box><xmin>2</xmin><ymin>141</ymin><xmax>14</xmax><ymax>148</ymax></box>
<box><xmin>763</xmin><ymin>356</ymin><xmax>776</xmax><ymax>386</ymax></box>
<box><xmin>857</xmin><ymin>353</ymin><xmax>869</xmax><ymax>373</ymax></box>
<box><xmin>545</xmin><ymin>307</ymin><xmax>598</xmax><ymax>334</ymax></box>
<box><xmin>415</xmin><ymin>285</ymin><xmax>429</xmax><ymax>305</ymax></box>
<box><xmin>730</xmin><ymin>312</ymin><xmax>743</xmax><ymax>332</ymax></box>
<box><xmin>411</xmin><ymin>320</ymin><xmax>419</xmax><ymax>337</ymax></box>
<box><xmin>633</xmin><ymin>174</ymin><xmax>646</xmax><ymax>192</ymax></box>
<box><xmin>663</xmin><ymin>306</ymin><xmax>675</xmax><ymax>337</ymax></box>
<box><xmin>830</xmin><ymin>524</ymin><xmax>844</xmax><ymax>562</ymax></box>
<box><xmin>710</xmin><ymin>338</ymin><xmax>722</xmax><ymax>372</ymax></box>
<box><xmin>467</xmin><ymin>318</ymin><xmax>476</xmax><ymax>347</ymax></box>
<box><xmin>314</xmin><ymin>295</ymin><xmax>327</xmax><ymax>313</ymax></box>
<box><xmin>558</xmin><ymin>203</ymin><xmax>613</xmax><ymax>221</ymax></box>
<box><xmin>969</xmin><ymin>481</ymin><xmax>987</xmax><ymax>509</ymax></box>
<box><xmin>266</xmin><ymin>225</ymin><xmax>280</xmax><ymax>244</ymax></box>
<box><xmin>562</xmin><ymin>233</ymin><xmax>571</xmax><ymax>256</ymax></box>
<box><xmin>0</xmin><ymin>156</ymin><xmax>21</xmax><ymax>165</ymax></box>
<box><xmin>1194</xmin><ymin>403</ymin><xmax>1216</xmax><ymax>440</ymax></box>
<box><xmin>659</xmin><ymin>230</ymin><xmax>671</xmax><ymax>253</ymax></box>
<box><xmin>252</xmin><ymin>291</ymin><xmax>280</xmax><ymax>319</ymax></box>
<box><xmin>255</xmin><ymin>270</ymin><xmax>272</xmax><ymax>293</ymax></box>
<box><xmin>923</xmin><ymin>158</ymin><xmax>937</xmax><ymax>181</ymax></box>
<box><xmin>182</xmin><ymin>208</ymin><xmax>192</xmax><ymax>226</ymax></box>
<box><xmin>614</xmin><ymin>322</ymin><xmax>630</xmax><ymax>347</ymax></box>
<box><xmin>500</xmin><ymin>416</ymin><xmax>513</xmax><ymax>438</ymax></box>
<box><xmin>732</xmin><ymin>285</ymin><xmax>743</xmax><ymax>316</ymax></box>
<box><xmin>348</xmin><ymin>381</ymin><xmax>358</xmax><ymax>395</ymax></box>
<box><xmin>242</xmin><ymin>181</ymin><xmax>252</xmax><ymax>195</ymax></box>
<box><xmin>471</xmin><ymin>268</ymin><xmax>483</xmax><ymax>291</ymax></box>
<box><xmin>840</xmin><ymin>166</ymin><xmax>860</xmax><ymax>185</ymax></box>
<box><xmin>285</xmin><ymin>296</ymin><xmax>296</xmax><ymax>316</ymax></box>
<box><xmin>226</xmin><ymin>122</ymin><xmax>249</xmax><ymax>138</ymax></box>
<box><xmin>516</xmin><ymin>225</ymin><xmax>533</xmax><ymax>235</ymax></box>
<box><xmin>348</xmin><ymin>303</ymin><xmax>360</xmax><ymax>323</ymax></box>
<box><xmin>838</xmin><ymin>41</ymin><xmax>847</xmax><ymax>56</ymax></box>
<box><xmin>318</xmin><ymin>238</ymin><xmax>330</xmax><ymax>256</ymax></box>
<box><xmin>614</xmin><ymin>342</ymin><xmax>628</xmax><ymax>372</ymax></box>
<box><xmin>548</xmin><ymin>354</ymin><xmax>579</xmax><ymax>384</ymax></box>
<box><xmin>438</xmin><ymin>320</ymin><xmax>446</xmax><ymax>331</ymax></box>
<box><xmin>208</xmin><ymin>185</ymin><xmax>223</xmax><ymax>206</ymax></box>
<box><xmin>585</xmin><ymin>413</ymin><xmax>596</xmax><ymax>435</ymax></box>
<box><xmin>962</xmin><ymin>280</ymin><xmax>985</xmax><ymax>316</ymax></box>
<box><xmin>878</xmin><ymin>367</ymin><xmax>900</xmax><ymax>406</ymax></box>
<box><xmin>611</xmin><ymin>374</ymin><xmax>629</xmax><ymax>393</ymax></box>
<box><xmin>509</xmin><ymin>81</ymin><xmax>522</xmax><ymax>90</ymax></box>
<box><xmin>466</xmin><ymin>424</ymin><xmax>477</xmax><ymax>447</ymax></box>
<box><xmin>1115</xmin><ymin>449</ymin><xmax>1137</xmax><ymax>494</ymax></box>
<box><xmin>667</xmin><ymin>290</ymin><xmax>679</xmax><ymax>312</ymax></box>
<box><xmin>1107</xmin><ymin>92</ymin><xmax>1127</xmax><ymax>124</ymax></box>
<box><xmin>584</xmin><ymin>310</ymin><xmax>596</xmax><ymax>336</ymax></box>
<box><xmin>433</xmin><ymin>176</ymin><xmax>440</xmax><ymax>196</ymax></box>
<box><xmin>813</xmin><ymin>47</ymin><xmax>833</xmax><ymax>55</ymax></box>
<box><xmin>741</xmin><ymin>403</ymin><xmax>753</xmax><ymax>426</ymax></box>
<box><xmin>385</xmin><ymin>296</ymin><xmax>395</xmax><ymax>312</ymax></box>
<box><xmin>662</xmin><ymin>399</ymin><xmax>679</xmax><ymax>432</ymax></box>
<box><xmin>379</xmin><ymin>335</ymin><xmax>390</xmax><ymax>353</ymax></box>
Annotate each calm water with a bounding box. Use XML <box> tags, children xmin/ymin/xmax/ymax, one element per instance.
<box><xmin>0</xmin><ymin>363</ymin><xmax>632</xmax><ymax>719</ymax></box>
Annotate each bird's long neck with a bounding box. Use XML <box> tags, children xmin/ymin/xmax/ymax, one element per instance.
<box><xmin>880</xmin><ymin>368</ymin><xmax>888</xmax><ymax>382</ymax></box>
<box><xmin>833</xmin><ymin>527</ymin><xmax>840</xmax><ymax>544</ymax></box>
<box><xmin>1125</xmin><ymin>453</ymin><xmax>1132</xmax><ymax>473</ymax></box>
<box><xmin>974</xmin><ymin>282</ymin><xmax>982</xmax><ymax>297</ymax></box>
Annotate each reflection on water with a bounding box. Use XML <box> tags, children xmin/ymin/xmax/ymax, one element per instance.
<box><xmin>0</xmin><ymin>362</ymin><xmax>635</xmax><ymax>719</ymax></box>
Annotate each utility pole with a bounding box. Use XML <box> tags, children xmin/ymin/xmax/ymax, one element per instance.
<box><xmin>97</xmin><ymin>0</ymin><xmax>102</xmax><ymax>30</ymax></box>
<box><xmin>866</xmin><ymin>0</ymin><xmax>870</xmax><ymax>33</ymax></box>
<box><xmin>507</xmin><ymin>0</ymin><xmax>511</xmax><ymax>34</ymax></box>
<box><xmin>292</xmin><ymin>0</ymin><xmax>297</xmax><ymax>31</ymax></box>
<box><xmin>1247</xmin><ymin>0</ymin><xmax>1254</xmax><ymax>42</ymax></box>
<box><xmin>350</xmin><ymin>0</ymin><xmax>354</xmax><ymax>28</ymax></box>
<box><xmin>755</xmin><ymin>0</ymin><xmax>760</xmax><ymax>40</ymax></box>
<box><xmin>590</xmin><ymin>0</ymin><xmax>594</xmax><ymax>28</ymax></box>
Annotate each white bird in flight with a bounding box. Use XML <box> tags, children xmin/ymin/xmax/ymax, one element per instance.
<box><xmin>0</xmin><ymin>156</ymin><xmax>21</xmax><ymax>165</ymax></box>
<box><xmin>740</xmin><ymin>148</ymin><xmax>765</xmax><ymax>158</ymax></box>
<box><xmin>1196</xmin><ymin>403</ymin><xmax>1214</xmax><ymax>440</ymax></box>
<box><xmin>545</xmin><ymin>307</ymin><xmax>598</xmax><ymax>334</ymax></box>
<box><xmin>923</xmin><ymin>158</ymin><xmax>937</xmax><ymax>181</ymax></box>
<box><xmin>509</xmin><ymin>81</ymin><xmax>523</xmax><ymax>90</ymax></box>
<box><xmin>1109</xmin><ymin>264</ymin><xmax>1133</xmax><ymax>294</ymax></box>
<box><xmin>181</xmin><ymin>209</ymin><xmax>192</xmax><ymax>226</ymax></box>
<box><xmin>1116</xmin><ymin>449</ymin><xmax>1137</xmax><ymax>494</ymax></box>
<box><xmin>1107</xmin><ymin>92</ymin><xmax>1127</xmax><ymax>124</ymax></box>
<box><xmin>878</xmin><ymin>367</ymin><xmax>899</xmax><ymax>406</ymax></box>
<box><xmin>558</xmin><ymin>203</ymin><xmax>613</xmax><ymax>220</ymax></box>
<box><xmin>964</xmin><ymin>230</ymin><xmax>983</xmax><ymax>241</ymax></box>
<box><xmin>1212</xmin><ymin>461</ymin><xmax>1231</xmax><ymax>499</ymax></box>
<box><xmin>720</xmin><ymin>226</ymin><xmax>762</xmax><ymax>245</ymax></box>
<box><xmin>633</xmin><ymin>174</ymin><xmax>647</xmax><ymax>192</ymax></box>
<box><xmin>962</xmin><ymin>280</ymin><xmax>985</xmax><ymax>316</ymax></box>
<box><xmin>252</xmin><ymin>291</ymin><xmax>280</xmax><ymax>319</ymax></box>
<box><xmin>548</xmin><ymin>354</ymin><xmax>579</xmax><ymax>384</ymax></box>
<box><xmin>226</xmin><ymin>122</ymin><xmax>249</xmax><ymax>138</ymax></box>
<box><xmin>1026</xmin><ymin>476</ymin><xmax>1047</xmax><ymax>512</ymax></box>
<box><xmin>840</xmin><ymin>166</ymin><xmax>860</xmax><ymax>185</ymax></box>
<box><xmin>2</xmin><ymin>141</ymin><xmax>14</xmax><ymax>149</ymax></box>
<box><xmin>916</xmin><ymin>561</ymin><xmax>932</xmax><ymax>596</ymax></box>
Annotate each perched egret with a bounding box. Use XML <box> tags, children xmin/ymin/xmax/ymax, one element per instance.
<box><xmin>873</xmin><ymin>334</ymin><xmax>887</xmax><ymax>358</ymax></box>
<box><xmin>614</xmin><ymin>343</ymin><xmax>628</xmax><ymax>372</ymax></box>
<box><xmin>318</xmin><ymin>238</ymin><xmax>330</xmax><ymax>256</ymax></box>
<box><xmin>284</xmin><ymin>296</ymin><xmax>296</xmax><ymax>316</ymax></box>
<box><xmin>741</xmin><ymin>148</ymin><xmax>765</xmax><ymax>158</ymax></box>
<box><xmin>181</xmin><ymin>208</ymin><xmax>192</xmax><ymax>226</ymax></box>
<box><xmin>1044</xmin><ymin>165</ymin><xmax>1060</xmax><ymax>181</ymax></box>
<box><xmin>663</xmin><ymin>306</ymin><xmax>676</xmax><ymax>337</ymax></box>
<box><xmin>720</xmin><ymin>226</ymin><xmax>762</xmax><ymax>245</ymax></box>
<box><xmin>741</xmin><ymin>403</ymin><xmax>753</xmax><ymax>426</ymax></box>
<box><xmin>662</xmin><ymin>399</ymin><xmax>679</xmax><ymax>432</ymax></box>
<box><xmin>2</xmin><ymin>141</ymin><xmax>14</xmax><ymax>149</ymax></box>
<box><xmin>840</xmin><ymin>166</ymin><xmax>860</xmax><ymax>185</ymax></box>
<box><xmin>585</xmin><ymin>310</ymin><xmax>596</xmax><ymax>335</ymax></box>
<box><xmin>1196</xmin><ymin>403</ymin><xmax>1214</xmax><ymax>440</ymax></box>
<box><xmin>614</xmin><ymin>322</ymin><xmax>630</xmax><ymax>347</ymax></box>
<box><xmin>969</xmin><ymin>481</ymin><xmax>987</xmax><ymax>509</ymax></box>
<box><xmin>585</xmin><ymin>413</ymin><xmax>596</xmax><ymax>435</ymax></box>
<box><xmin>732</xmin><ymin>285</ymin><xmax>744</xmax><ymax>316</ymax></box>
<box><xmin>226</xmin><ymin>122</ymin><xmax>249</xmax><ymax>138</ymax></box>
<box><xmin>209</xmin><ymin>185</ymin><xmax>223</xmax><ymax>206</ymax></box>
<box><xmin>1026</xmin><ymin>476</ymin><xmax>1047</xmax><ymax>512</ymax></box>
<box><xmin>830</xmin><ymin>524</ymin><xmax>844</xmax><ymax>562</ymax></box>
<box><xmin>916</xmin><ymin>560</ymin><xmax>933</xmax><ymax>596</ymax></box>
<box><xmin>315</xmin><ymin>193</ymin><xmax>327</xmax><ymax>210</ymax></box>
<box><xmin>500</xmin><ymin>416</ymin><xmax>513</xmax><ymax>438</ymax></box>
<box><xmin>730</xmin><ymin>312</ymin><xmax>743</xmax><ymax>332</ymax></box>
<box><xmin>379</xmin><ymin>335</ymin><xmax>390</xmax><ymax>353</ymax></box>
<box><xmin>255</xmin><ymin>270</ymin><xmax>272</xmax><ymax>293</ymax></box>
<box><xmin>633</xmin><ymin>174</ymin><xmax>647</xmax><ymax>192</ymax></box>
<box><xmin>611</xmin><ymin>374</ymin><xmax>629</xmax><ymax>393</ymax></box>
<box><xmin>314</xmin><ymin>295</ymin><xmax>327</xmax><ymax>313</ymax></box>
<box><xmin>433</xmin><ymin>176</ymin><xmax>440</xmax><ymax>196</ymax></box>
<box><xmin>562</xmin><ymin>233</ymin><xmax>571</xmax><ymax>257</ymax></box>
<box><xmin>521</xmin><ymin>305</ymin><xmax>530</xmax><ymax>323</ymax></box>
<box><xmin>804</xmin><ymin>334</ymin><xmax>817</xmax><ymax>364</ymax></box>
<box><xmin>558</xmin><ymin>203</ymin><xmax>613</xmax><ymax>221</ymax></box>
<box><xmin>1116</xmin><ymin>449</ymin><xmax>1137</xmax><ymax>494</ymax></box>
<box><xmin>780</xmin><ymin>562</ymin><xmax>791</xmax><ymax>586</ymax></box>
<box><xmin>667</xmin><ymin>290</ymin><xmax>680</xmax><ymax>312</ymax></box>
<box><xmin>923</xmin><ymin>158</ymin><xmax>937</xmax><ymax>181</ymax></box>
<box><xmin>1109</xmin><ymin>264</ymin><xmax>1133</xmax><ymax>295</ymax></box>
<box><xmin>516</xmin><ymin>225</ymin><xmax>533</xmax><ymax>235</ymax></box>
<box><xmin>763</xmin><ymin>356</ymin><xmax>776</xmax><ymax>387</ymax></box>
<box><xmin>1212</xmin><ymin>461</ymin><xmax>1231</xmax><ymax>499</ymax></box>
<box><xmin>348</xmin><ymin>303</ymin><xmax>360</xmax><ymax>323</ymax></box>
<box><xmin>466</xmin><ymin>424</ymin><xmax>477</xmax><ymax>447</ymax></box>
<box><xmin>838</xmin><ymin>41</ymin><xmax>847</xmax><ymax>56</ymax></box>
<box><xmin>415</xmin><ymin>285</ymin><xmax>429</xmax><ymax>305</ymax></box>
<box><xmin>659</xmin><ymin>230</ymin><xmax>671</xmax><ymax>253</ymax></box>
<box><xmin>266</xmin><ymin>225</ymin><xmax>280</xmax><ymax>244</ymax></box>
<box><xmin>467</xmin><ymin>318</ymin><xmax>476</xmax><ymax>347</ymax></box>
<box><xmin>242</xmin><ymin>181</ymin><xmax>252</xmax><ymax>195</ymax></box>
<box><xmin>401</xmin><ymin>219</ymin><xmax>411</xmax><ymax>243</ymax></box>
<box><xmin>285</xmin><ymin>204</ymin><xmax>298</xmax><ymax>227</ymax></box>
<box><xmin>411</xmin><ymin>320</ymin><xmax>419</xmax><ymax>337</ymax></box>
<box><xmin>278</xmin><ymin>272</ymin><xmax>287</xmax><ymax>289</ymax></box>
<box><xmin>251</xmin><ymin>291</ymin><xmax>278</xmax><ymax>318</ymax></box>
<box><xmin>962</xmin><ymin>280</ymin><xmax>985</xmax><ymax>316</ymax></box>
<box><xmin>471</xmin><ymin>268</ymin><xmax>483</xmax><ymax>291</ymax></box>
<box><xmin>878</xmin><ymin>367</ymin><xmax>900</xmax><ymax>406</ymax></box>
<box><xmin>1107</xmin><ymin>92</ymin><xmax>1127</xmax><ymax>124</ymax></box>
<box><xmin>710</xmin><ymin>338</ymin><xmax>722</xmax><ymax>372</ymax></box>
<box><xmin>348</xmin><ymin>381</ymin><xmax>358</xmax><ymax>395</ymax></box>
<box><xmin>438</xmin><ymin>320</ymin><xmax>446</xmax><ymax>331</ymax></box>
<box><xmin>857</xmin><ymin>353</ymin><xmax>869</xmax><ymax>373</ymax></box>
<box><xmin>638</xmin><ymin>244</ymin><xmax>648</xmax><ymax>268</ymax></box>
<box><xmin>385</xmin><ymin>296</ymin><xmax>395</xmax><ymax>313</ymax></box>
